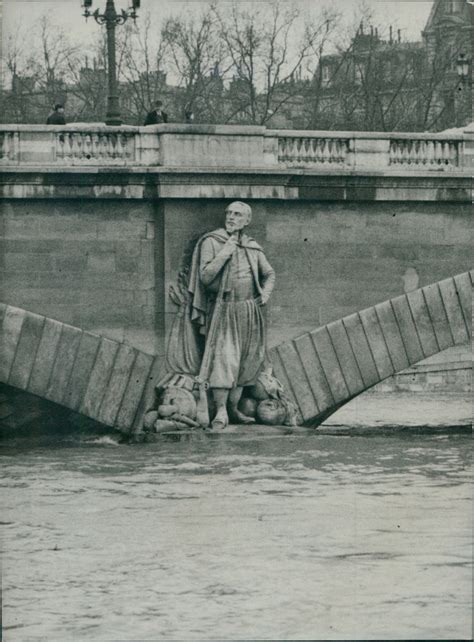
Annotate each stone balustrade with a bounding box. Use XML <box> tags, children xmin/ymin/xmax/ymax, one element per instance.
<box><xmin>0</xmin><ymin>123</ymin><xmax>469</xmax><ymax>172</ymax></box>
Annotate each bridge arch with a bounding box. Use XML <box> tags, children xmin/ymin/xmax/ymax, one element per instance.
<box><xmin>268</xmin><ymin>271</ymin><xmax>472</xmax><ymax>426</ymax></box>
<box><xmin>0</xmin><ymin>271</ymin><xmax>471</xmax><ymax>431</ymax></box>
<box><xmin>0</xmin><ymin>304</ymin><xmax>162</xmax><ymax>432</ymax></box>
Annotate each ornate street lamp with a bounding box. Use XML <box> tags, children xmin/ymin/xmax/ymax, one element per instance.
<box><xmin>81</xmin><ymin>0</ymin><xmax>140</xmax><ymax>125</ymax></box>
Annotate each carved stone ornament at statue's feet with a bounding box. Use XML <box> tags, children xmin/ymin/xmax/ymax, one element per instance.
<box><xmin>229</xmin><ymin>408</ymin><xmax>256</xmax><ymax>425</ymax></box>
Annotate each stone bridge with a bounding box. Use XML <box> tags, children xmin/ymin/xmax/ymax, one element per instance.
<box><xmin>1</xmin><ymin>271</ymin><xmax>470</xmax><ymax>431</ymax></box>
<box><xmin>0</xmin><ymin>124</ymin><xmax>472</xmax><ymax>430</ymax></box>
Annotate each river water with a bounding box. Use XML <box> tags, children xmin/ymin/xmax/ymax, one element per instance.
<box><xmin>1</xmin><ymin>393</ymin><xmax>472</xmax><ymax>640</ymax></box>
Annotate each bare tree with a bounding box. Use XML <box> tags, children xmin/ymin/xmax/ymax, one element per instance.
<box><xmin>1</xmin><ymin>16</ymin><xmax>81</xmax><ymax>123</ymax></box>
<box><xmin>35</xmin><ymin>16</ymin><xmax>79</xmax><ymax>114</ymax></box>
<box><xmin>161</xmin><ymin>6</ymin><xmax>226</xmax><ymax>123</ymax></box>
<box><xmin>1</xmin><ymin>24</ymin><xmax>42</xmax><ymax>122</ymax></box>
<box><xmin>116</xmin><ymin>12</ymin><xmax>168</xmax><ymax>123</ymax></box>
<box><xmin>211</xmin><ymin>1</ymin><xmax>338</xmax><ymax>126</ymax></box>
<box><xmin>64</xmin><ymin>32</ymin><xmax>108</xmax><ymax>123</ymax></box>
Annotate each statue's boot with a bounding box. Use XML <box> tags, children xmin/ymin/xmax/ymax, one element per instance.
<box><xmin>210</xmin><ymin>407</ymin><xmax>229</xmax><ymax>430</ymax></box>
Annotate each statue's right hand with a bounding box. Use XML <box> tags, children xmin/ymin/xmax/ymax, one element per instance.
<box><xmin>222</xmin><ymin>234</ymin><xmax>238</xmax><ymax>257</ymax></box>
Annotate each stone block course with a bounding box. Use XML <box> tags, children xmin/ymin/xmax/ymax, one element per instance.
<box><xmin>115</xmin><ymin>255</ymin><xmax>138</xmax><ymax>273</ymax></box>
<box><xmin>97</xmin><ymin>220</ymin><xmax>146</xmax><ymax>240</ymax></box>
<box><xmin>54</xmin><ymin>255</ymin><xmax>89</xmax><ymax>273</ymax></box>
<box><xmin>5</xmin><ymin>253</ymin><xmax>53</xmax><ymax>271</ymax></box>
<box><xmin>86</xmin><ymin>252</ymin><xmax>116</xmax><ymax>272</ymax></box>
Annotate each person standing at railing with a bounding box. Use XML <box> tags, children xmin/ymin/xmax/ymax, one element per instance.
<box><xmin>46</xmin><ymin>104</ymin><xmax>66</xmax><ymax>125</ymax></box>
<box><xmin>144</xmin><ymin>99</ymin><xmax>168</xmax><ymax>125</ymax></box>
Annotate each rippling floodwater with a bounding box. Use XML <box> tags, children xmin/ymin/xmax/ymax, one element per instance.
<box><xmin>1</xmin><ymin>393</ymin><xmax>472</xmax><ymax>640</ymax></box>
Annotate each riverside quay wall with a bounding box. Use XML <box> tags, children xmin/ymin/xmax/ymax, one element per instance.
<box><xmin>0</xmin><ymin>124</ymin><xmax>472</xmax><ymax>371</ymax></box>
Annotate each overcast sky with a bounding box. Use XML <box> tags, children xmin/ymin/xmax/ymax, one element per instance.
<box><xmin>3</xmin><ymin>0</ymin><xmax>434</xmax><ymax>45</ymax></box>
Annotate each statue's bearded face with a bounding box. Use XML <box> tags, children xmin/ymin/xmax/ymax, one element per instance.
<box><xmin>225</xmin><ymin>206</ymin><xmax>250</xmax><ymax>233</ymax></box>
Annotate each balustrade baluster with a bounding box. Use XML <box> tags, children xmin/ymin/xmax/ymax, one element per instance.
<box><xmin>67</xmin><ymin>133</ymin><xmax>75</xmax><ymax>160</ymax></box>
<box><xmin>7</xmin><ymin>133</ymin><xmax>14</xmax><ymax>160</ymax></box>
<box><xmin>322</xmin><ymin>139</ymin><xmax>331</xmax><ymax>164</ymax></box>
<box><xmin>344</xmin><ymin>139</ymin><xmax>350</xmax><ymax>164</ymax></box>
<box><xmin>392</xmin><ymin>141</ymin><xmax>400</xmax><ymax>164</ymax></box>
<box><xmin>123</xmin><ymin>134</ymin><xmax>132</xmax><ymax>161</ymax></box>
<box><xmin>315</xmin><ymin>139</ymin><xmax>322</xmax><ymax>163</ymax></box>
<box><xmin>452</xmin><ymin>142</ymin><xmax>459</xmax><ymax>167</ymax></box>
<box><xmin>56</xmin><ymin>133</ymin><xmax>64</xmax><ymax>161</ymax></box>
<box><xmin>64</xmin><ymin>133</ymin><xmax>73</xmax><ymax>161</ymax></box>
<box><xmin>98</xmin><ymin>134</ymin><xmax>107</xmax><ymax>160</ymax></box>
<box><xmin>11</xmin><ymin>132</ymin><xmax>19</xmax><ymax>161</ymax></box>
<box><xmin>91</xmin><ymin>134</ymin><xmax>99</xmax><ymax>160</ymax></box>
<box><xmin>115</xmin><ymin>134</ymin><xmax>124</xmax><ymax>161</ymax></box>
<box><xmin>121</xmin><ymin>134</ymin><xmax>130</xmax><ymax>161</ymax></box>
<box><xmin>326</xmin><ymin>139</ymin><xmax>333</xmax><ymax>163</ymax></box>
<box><xmin>447</xmin><ymin>142</ymin><xmax>454</xmax><ymax>167</ymax></box>
<box><xmin>427</xmin><ymin>140</ymin><xmax>434</xmax><ymax>165</ymax></box>
<box><xmin>294</xmin><ymin>138</ymin><xmax>301</xmax><ymax>163</ymax></box>
<box><xmin>1</xmin><ymin>134</ymin><xmax>7</xmax><ymax>160</ymax></box>
<box><xmin>105</xmin><ymin>134</ymin><xmax>113</xmax><ymax>159</ymax></box>
<box><xmin>393</xmin><ymin>140</ymin><xmax>403</xmax><ymax>165</ymax></box>
<box><xmin>84</xmin><ymin>134</ymin><xmax>93</xmax><ymax>161</ymax></box>
<box><xmin>77</xmin><ymin>134</ymin><xmax>83</xmax><ymax>160</ymax></box>
<box><xmin>278</xmin><ymin>138</ymin><xmax>285</xmax><ymax>162</ymax></box>
<box><xmin>303</xmin><ymin>138</ymin><xmax>309</xmax><ymax>163</ymax></box>
<box><xmin>413</xmin><ymin>140</ymin><xmax>420</xmax><ymax>165</ymax></box>
<box><xmin>389</xmin><ymin>141</ymin><xmax>395</xmax><ymax>164</ymax></box>
<box><xmin>401</xmin><ymin>141</ymin><xmax>407</xmax><ymax>164</ymax></box>
<box><xmin>421</xmin><ymin>140</ymin><xmax>428</xmax><ymax>165</ymax></box>
<box><xmin>438</xmin><ymin>141</ymin><xmax>446</xmax><ymax>165</ymax></box>
<box><xmin>402</xmin><ymin>140</ymin><xmax>410</xmax><ymax>165</ymax></box>
<box><xmin>444</xmin><ymin>141</ymin><xmax>452</xmax><ymax>166</ymax></box>
<box><xmin>4</xmin><ymin>133</ymin><xmax>9</xmax><ymax>161</ymax></box>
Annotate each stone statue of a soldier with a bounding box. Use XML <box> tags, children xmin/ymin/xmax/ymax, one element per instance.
<box><xmin>149</xmin><ymin>201</ymin><xmax>275</xmax><ymax>432</ymax></box>
<box><xmin>188</xmin><ymin>201</ymin><xmax>275</xmax><ymax>429</ymax></box>
<box><xmin>144</xmin><ymin>200</ymin><xmax>281</xmax><ymax>434</ymax></box>
<box><xmin>142</xmin><ymin>201</ymin><xmax>300</xmax><ymax>435</ymax></box>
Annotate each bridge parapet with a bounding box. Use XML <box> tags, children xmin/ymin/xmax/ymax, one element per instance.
<box><xmin>0</xmin><ymin>124</ymin><xmax>469</xmax><ymax>172</ymax></box>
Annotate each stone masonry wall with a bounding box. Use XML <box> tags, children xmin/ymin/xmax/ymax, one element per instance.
<box><xmin>0</xmin><ymin>199</ymin><xmax>162</xmax><ymax>355</ymax></box>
